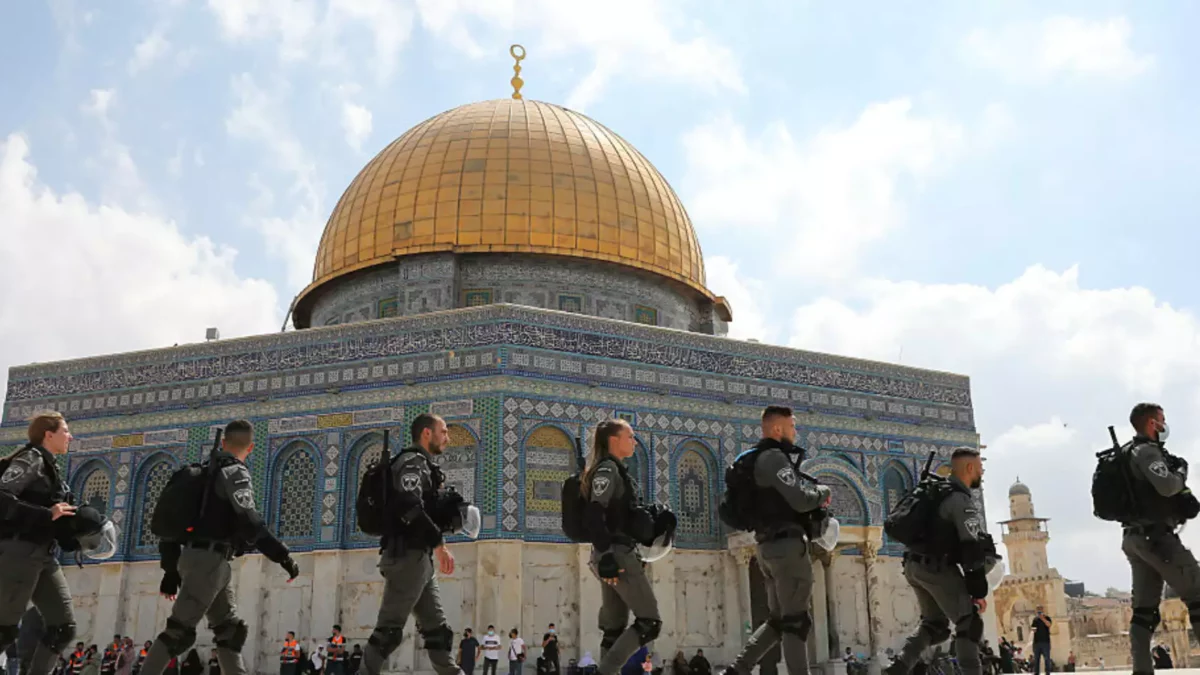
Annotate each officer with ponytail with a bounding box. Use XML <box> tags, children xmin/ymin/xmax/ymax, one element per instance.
<box><xmin>0</xmin><ymin>412</ymin><xmax>79</xmax><ymax>675</ymax></box>
<box><xmin>582</xmin><ymin>419</ymin><xmax>670</xmax><ymax>675</ymax></box>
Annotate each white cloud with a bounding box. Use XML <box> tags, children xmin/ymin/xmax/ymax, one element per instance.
<box><xmin>81</xmin><ymin>89</ymin><xmax>115</xmax><ymax>119</ymax></box>
<box><xmin>779</xmin><ymin>264</ymin><xmax>1200</xmax><ymax>590</ymax></box>
<box><xmin>0</xmin><ymin>133</ymin><xmax>279</xmax><ymax>398</ymax></box>
<box><xmin>681</xmin><ymin>99</ymin><xmax>965</xmax><ymax>279</ymax></box>
<box><xmin>128</xmin><ymin>28</ymin><xmax>170</xmax><ymax>74</ymax></box>
<box><xmin>341</xmin><ymin>101</ymin><xmax>373</xmax><ymax>152</ymax></box>
<box><xmin>78</xmin><ymin>90</ymin><xmax>151</xmax><ymax>209</ymax></box>
<box><xmin>964</xmin><ymin>16</ymin><xmax>1155</xmax><ymax>82</ymax></box>
<box><xmin>203</xmin><ymin>0</ymin><xmax>741</xmax><ymax>106</ymax></box>
<box><xmin>225</xmin><ymin>73</ymin><xmax>325</xmax><ymax>291</ymax></box>
<box><xmin>704</xmin><ymin>256</ymin><xmax>774</xmax><ymax>344</ymax></box>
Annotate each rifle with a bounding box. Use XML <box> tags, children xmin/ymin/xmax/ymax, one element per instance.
<box><xmin>381</xmin><ymin>429</ymin><xmax>394</xmax><ymax>538</ymax></box>
<box><xmin>1108</xmin><ymin>426</ymin><xmax>1120</xmax><ymax>451</ymax></box>
<box><xmin>575</xmin><ymin>433</ymin><xmax>586</xmax><ymax>474</ymax></box>
<box><xmin>919</xmin><ymin>451</ymin><xmax>937</xmax><ymax>482</ymax></box>
<box><xmin>187</xmin><ymin>427</ymin><xmax>223</xmax><ymax>534</ymax></box>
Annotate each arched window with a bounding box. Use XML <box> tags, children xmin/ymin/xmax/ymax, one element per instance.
<box><xmin>881</xmin><ymin>465</ymin><xmax>910</xmax><ymax>552</ymax></box>
<box><xmin>523</xmin><ymin>425</ymin><xmax>575</xmax><ymax>536</ymax></box>
<box><xmin>440</xmin><ymin>425</ymin><xmax>479</xmax><ymax>506</ymax></box>
<box><xmin>824</xmin><ymin>475</ymin><xmax>867</xmax><ymax>526</ymax></box>
<box><xmin>75</xmin><ymin>466</ymin><xmax>112</xmax><ymax>511</ymax></box>
<box><xmin>274</xmin><ymin>445</ymin><xmax>317</xmax><ymax>540</ymax></box>
<box><xmin>675</xmin><ymin>444</ymin><xmax>714</xmax><ymax>542</ymax></box>
<box><xmin>136</xmin><ymin>460</ymin><xmax>176</xmax><ymax>549</ymax></box>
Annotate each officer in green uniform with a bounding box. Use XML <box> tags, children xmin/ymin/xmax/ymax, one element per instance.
<box><xmin>583</xmin><ymin>419</ymin><xmax>666</xmax><ymax>675</ymax></box>
<box><xmin>358</xmin><ymin>413</ymin><xmax>461</xmax><ymax>675</ymax></box>
<box><xmin>1120</xmin><ymin>402</ymin><xmax>1200</xmax><ymax>674</ymax></box>
<box><xmin>0</xmin><ymin>412</ymin><xmax>77</xmax><ymax>675</ymax></box>
<box><xmin>886</xmin><ymin>447</ymin><xmax>993</xmax><ymax>675</ymax></box>
<box><xmin>722</xmin><ymin>406</ymin><xmax>830</xmax><ymax>675</ymax></box>
<box><xmin>142</xmin><ymin>420</ymin><xmax>300</xmax><ymax>675</ymax></box>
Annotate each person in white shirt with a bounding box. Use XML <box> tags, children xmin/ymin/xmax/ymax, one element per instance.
<box><xmin>507</xmin><ymin>630</ymin><xmax>525</xmax><ymax>675</ymax></box>
<box><xmin>480</xmin><ymin>626</ymin><xmax>501</xmax><ymax>675</ymax></box>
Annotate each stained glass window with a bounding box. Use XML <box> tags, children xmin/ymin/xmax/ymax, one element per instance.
<box><xmin>825</xmin><ymin>475</ymin><xmax>866</xmax><ymax>526</ymax></box>
<box><xmin>80</xmin><ymin>469</ymin><xmax>111</xmax><ymax>510</ymax></box>
<box><xmin>524</xmin><ymin>425</ymin><xmax>574</xmax><ymax>533</ymax></box>
<box><xmin>137</xmin><ymin>461</ymin><xmax>175</xmax><ymax>548</ymax></box>
<box><xmin>676</xmin><ymin>446</ymin><xmax>712</xmax><ymax>537</ymax></box>
<box><xmin>882</xmin><ymin>466</ymin><xmax>909</xmax><ymax>517</ymax></box>
<box><xmin>276</xmin><ymin>446</ymin><xmax>316</xmax><ymax>539</ymax></box>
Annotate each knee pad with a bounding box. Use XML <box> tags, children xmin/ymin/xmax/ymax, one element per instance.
<box><xmin>159</xmin><ymin>618</ymin><xmax>198</xmax><ymax>657</ymax></box>
<box><xmin>213</xmin><ymin>619</ymin><xmax>249</xmax><ymax>653</ymax></box>
<box><xmin>1132</xmin><ymin>606</ymin><xmax>1161</xmax><ymax>632</ymax></box>
<box><xmin>420</xmin><ymin>625</ymin><xmax>454</xmax><ymax>653</ymax></box>
<box><xmin>954</xmin><ymin>613</ymin><xmax>984</xmax><ymax>644</ymax></box>
<box><xmin>0</xmin><ymin>625</ymin><xmax>18</xmax><ymax>650</ymax></box>
<box><xmin>778</xmin><ymin>612</ymin><xmax>812</xmax><ymax>640</ymax></box>
<box><xmin>600</xmin><ymin>627</ymin><xmax>624</xmax><ymax>650</ymax></box>
<box><xmin>368</xmin><ymin>627</ymin><xmax>403</xmax><ymax>659</ymax></box>
<box><xmin>41</xmin><ymin>624</ymin><xmax>76</xmax><ymax>652</ymax></box>
<box><xmin>631</xmin><ymin>618</ymin><xmax>661</xmax><ymax>645</ymax></box>
<box><xmin>921</xmin><ymin>618</ymin><xmax>952</xmax><ymax>645</ymax></box>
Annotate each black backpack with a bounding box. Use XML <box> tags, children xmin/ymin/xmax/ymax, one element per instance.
<box><xmin>560</xmin><ymin>434</ymin><xmax>592</xmax><ymax>543</ymax></box>
<box><xmin>1093</xmin><ymin>426</ymin><xmax>1139</xmax><ymax>522</ymax></box>
<box><xmin>718</xmin><ymin>448</ymin><xmax>762</xmax><ymax>533</ymax></box>
<box><xmin>883</xmin><ymin>453</ymin><xmax>956</xmax><ymax>547</ymax></box>
<box><xmin>356</xmin><ymin>432</ymin><xmax>400</xmax><ymax>537</ymax></box>
<box><xmin>150</xmin><ymin>430</ymin><xmax>227</xmax><ymax>541</ymax></box>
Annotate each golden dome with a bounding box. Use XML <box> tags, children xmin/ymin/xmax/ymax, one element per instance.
<box><xmin>294</xmin><ymin>98</ymin><xmax>724</xmax><ymax>323</ymax></box>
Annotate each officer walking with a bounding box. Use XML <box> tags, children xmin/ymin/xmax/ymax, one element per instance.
<box><xmin>720</xmin><ymin>406</ymin><xmax>830</xmax><ymax>675</ymax></box>
<box><xmin>358</xmin><ymin>413</ymin><xmax>463</xmax><ymax>675</ymax></box>
<box><xmin>582</xmin><ymin>419</ymin><xmax>664</xmax><ymax>675</ymax></box>
<box><xmin>1118</xmin><ymin>402</ymin><xmax>1200</xmax><ymax>673</ymax></box>
<box><xmin>0</xmin><ymin>412</ymin><xmax>79</xmax><ymax>675</ymax></box>
<box><xmin>141</xmin><ymin>420</ymin><xmax>300</xmax><ymax>675</ymax></box>
<box><xmin>886</xmin><ymin>447</ymin><xmax>994</xmax><ymax>675</ymax></box>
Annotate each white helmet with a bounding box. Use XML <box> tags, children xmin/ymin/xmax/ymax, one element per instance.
<box><xmin>454</xmin><ymin>504</ymin><xmax>482</xmax><ymax>540</ymax></box>
<box><xmin>811</xmin><ymin>516</ymin><xmax>840</xmax><ymax>552</ymax></box>
<box><xmin>79</xmin><ymin>520</ymin><xmax>121</xmax><ymax>560</ymax></box>
<box><xmin>986</xmin><ymin>560</ymin><xmax>1008</xmax><ymax>591</ymax></box>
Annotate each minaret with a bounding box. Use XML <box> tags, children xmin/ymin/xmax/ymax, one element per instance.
<box><xmin>1000</xmin><ymin>478</ymin><xmax>1051</xmax><ymax>576</ymax></box>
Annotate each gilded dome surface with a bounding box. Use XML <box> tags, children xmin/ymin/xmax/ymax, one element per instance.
<box><xmin>296</xmin><ymin>98</ymin><xmax>714</xmax><ymax>317</ymax></box>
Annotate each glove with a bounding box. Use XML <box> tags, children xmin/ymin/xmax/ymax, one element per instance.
<box><xmin>160</xmin><ymin>571</ymin><xmax>181</xmax><ymax>597</ymax></box>
<box><xmin>964</xmin><ymin>569</ymin><xmax>988</xmax><ymax>600</ymax></box>
<box><xmin>816</xmin><ymin>485</ymin><xmax>832</xmax><ymax>507</ymax></box>
<box><xmin>596</xmin><ymin>552</ymin><xmax>621</xmax><ymax>581</ymax></box>
<box><xmin>281</xmin><ymin>557</ymin><xmax>300</xmax><ymax>580</ymax></box>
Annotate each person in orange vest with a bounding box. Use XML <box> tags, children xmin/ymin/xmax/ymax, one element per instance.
<box><xmin>326</xmin><ymin>628</ymin><xmax>345</xmax><ymax>675</ymax></box>
<box><xmin>133</xmin><ymin>643</ymin><xmax>150</xmax><ymax>675</ymax></box>
<box><xmin>280</xmin><ymin>633</ymin><xmax>301</xmax><ymax>675</ymax></box>
<box><xmin>66</xmin><ymin>645</ymin><xmax>84</xmax><ymax>675</ymax></box>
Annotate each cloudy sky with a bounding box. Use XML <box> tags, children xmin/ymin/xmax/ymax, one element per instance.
<box><xmin>3</xmin><ymin>0</ymin><xmax>1200</xmax><ymax>592</ymax></box>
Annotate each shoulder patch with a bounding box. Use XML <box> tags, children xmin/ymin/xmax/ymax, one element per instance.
<box><xmin>1149</xmin><ymin>460</ymin><xmax>1170</xmax><ymax>478</ymax></box>
<box><xmin>964</xmin><ymin>517</ymin><xmax>983</xmax><ymax>538</ymax></box>
<box><xmin>0</xmin><ymin>463</ymin><xmax>24</xmax><ymax>484</ymax></box>
<box><xmin>592</xmin><ymin>475</ymin><xmax>612</xmax><ymax>496</ymax></box>
<box><xmin>776</xmin><ymin>466</ymin><xmax>797</xmax><ymax>487</ymax></box>
<box><xmin>400</xmin><ymin>473</ymin><xmax>421</xmax><ymax>492</ymax></box>
<box><xmin>232</xmin><ymin>488</ymin><xmax>255</xmax><ymax>510</ymax></box>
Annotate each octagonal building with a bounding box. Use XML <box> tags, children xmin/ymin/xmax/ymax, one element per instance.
<box><xmin>2</xmin><ymin>91</ymin><xmax>985</xmax><ymax>675</ymax></box>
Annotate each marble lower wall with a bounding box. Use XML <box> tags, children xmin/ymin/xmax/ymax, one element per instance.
<box><xmin>61</xmin><ymin>544</ymin><xmax>969</xmax><ymax>675</ymax></box>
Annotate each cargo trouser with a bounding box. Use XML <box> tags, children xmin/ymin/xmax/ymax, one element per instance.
<box><xmin>589</xmin><ymin>545</ymin><xmax>660</xmax><ymax>675</ymax></box>
<box><xmin>894</xmin><ymin>557</ymin><xmax>982</xmax><ymax>675</ymax></box>
<box><xmin>1122</xmin><ymin>527</ymin><xmax>1200</xmax><ymax>674</ymax></box>
<box><xmin>359</xmin><ymin>547</ymin><xmax>458</xmax><ymax>675</ymax></box>
<box><xmin>140</xmin><ymin>546</ymin><xmax>246</xmax><ymax>675</ymax></box>
<box><xmin>0</xmin><ymin>539</ymin><xmax>73</xmax><ymax>675</ymax></box>
<box><xmin>728</xmin><ymin>536</ymin><xmax>813</xmax><ymax>675</ymax></box>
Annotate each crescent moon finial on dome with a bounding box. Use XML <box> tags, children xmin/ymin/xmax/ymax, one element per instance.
<box><xmin>510</xmin><ymin>44</ymin><xmax>526</xmax><ymax>99</ymax></box>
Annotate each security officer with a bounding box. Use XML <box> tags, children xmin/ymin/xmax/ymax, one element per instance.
<box><xmin>583</xmin><ymin>418</ymin><xmax>662</xmax><ymax>675</ymax></box>
<box><xmin>721</xmin><ymin>406</ymin><xmax>830</xmax><ymax>675</ymax></box>
<box><xmin>141</xmin><ymin>420</ymin><xmax>300</xmax><ymax>675</ymax></box>
<box><xmin>280</xmin><ymin>632</ymin><xmax>301</xmax><ymax>675</ymax></box>
<box><xmin>1120</xmin><ymin>402</ymin><xmax>1200</xmax><ymax>673</ymax></box>
<box><xmin>886</xmin><ymin>447</ymin><xmax>993</xmax><ymax>675</ymax></box>
<box><xmin>327</xmin><ymin>626</ymin><xmax>346</xmax><ymax>675</ymax></box>
<box><xmin>359</xmin><ymin>413</ymin><xmax>460</xmax><ymax>675</ymax></box>
<box><xmin>0</xmin><ymin>412</ymin><xmax>79</xmax><ymax>675</ymax></box>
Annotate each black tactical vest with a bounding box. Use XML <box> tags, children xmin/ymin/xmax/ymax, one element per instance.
<box><xmin>1</xmin><ymin>446</ymin><xmax>69</xmax><ymax>540</ymax></box>
<box><xmin>1128</xmin><ymin>439</ymin><xmax>1180</xmax><ymax>523</ymax></box>
<box><xmin>908</xmin><ymin>478</ymin><xmax>975</xmax><ymax>559</ymax></box>
<box><xmin>594</xmin><ymin>457</ymin><xmax>639</xmax><ymax>537</ymax></box>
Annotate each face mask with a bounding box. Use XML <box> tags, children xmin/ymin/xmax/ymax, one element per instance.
<box><xmin>488</xmin><ymin>631</ymin><xmax>495</xmax><ymax>636</ymax></box>
<box><xmin>1159</xmin><ymin>421</ymin><xmax>1171</xmax><ymax>442</ymax></box>
<box><xmin>549</xmin><ymin>629</ymin><xmax>555</xmax><ymax>634</ymax></box>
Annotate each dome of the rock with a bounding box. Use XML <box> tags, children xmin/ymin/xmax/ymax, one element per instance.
<box><xmin>291</xmin><ymin>98</ymin><xmax>731</xmax><ymax>331</ymax></box>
